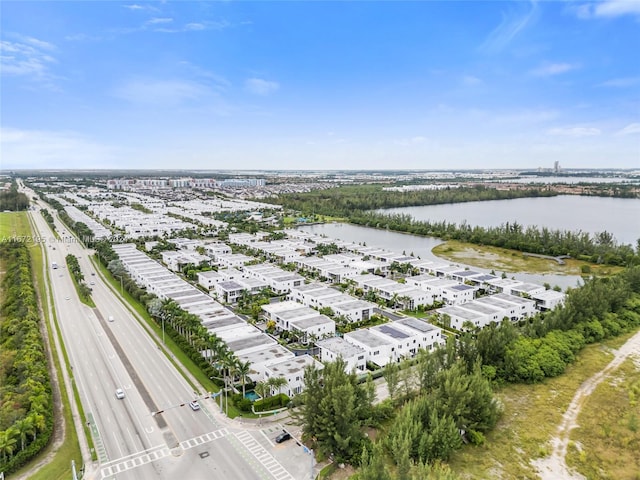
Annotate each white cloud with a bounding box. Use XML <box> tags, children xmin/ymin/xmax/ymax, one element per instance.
<box><xmin>616</xmin><ymin>123</ymin><xmax>640</xmax><ymax>136</ymax></box>
<box><xmin>462</xmin><ymin>75</ymin><xmax>482</xmax><ymax>85</ymax></box>
<box><xmin>124</xmin><ymin>4</ymin><xmax>159</xmax><ymax>12</ymax></box>
<box><xmin>20</xmin><ymin>36</ymin><xmax>55</xmax><ymax>51</ymax></box>
<box><xmin>147</xmin><ymin>17</ymin><xmax>173</xmax><ymax>25</ymax></box>
<box><xmin>599</xmin><ymin>77</ymin><xmax>640</xmax><ymax>87</ymax></box>
<box><xmin>185</xmin><ymin>23</ymin><xmax>206</xmax><ymax>31</ymax></box>
<box><xmin>594</xmin><ymin>0</ymin><xmax>640</xmax><ymax>17</ymax></box>
<box><xmin>150</xmin><ymin>20</ymin><xmax>236</xmax><ymax>34</ymax></box>
<box><xmin>113</xmin><ymin>78</ymin><xmax>211</xmax><ymax>105</ymax></box>
<box><xmin>573</xmin><ymin>0</ymin><xmax>640</xmax><ymax>19</ymax></box>
<box><xmin>480</xmin><ymin>0</ymin><xmax>539</xmax><ymax>53</ymax></box>
<box><xmin>547</xmin><ymin>126</ymin><xmax>601</xmax><ymax>137</ymax></box>
<box><xmin>245</xmin><ymin>78</ymin><xmax>279</xmax><ymax>96</ymax></box>
<box><xmin>0</xmin><ymin>127</ymin><xmax>117</xmax><ymax>169</ymax></box>
<box><xmin>531</xmin><ymin>63</ymin><xmax>577</xmax><ymax>76</ymax></box>
<box><xmin>0</xmin><ymin>38</ymin><xmax>57</xmax><ymax>78</ymax></box>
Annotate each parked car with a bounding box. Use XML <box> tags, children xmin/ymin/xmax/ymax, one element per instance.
<box><xmin>275</xmin><ymin>431</ymin><xmax>291</xmax><ymax>443</ymax></box>
<box><xmin>115</xmin><ymin>388</ymin><xmax>125</xmax><ymax>399</ymax></box>
<box><xmin>189</xmin><ymin>401</ymin><xmax>200</xmax><ymax>411</ymax></box>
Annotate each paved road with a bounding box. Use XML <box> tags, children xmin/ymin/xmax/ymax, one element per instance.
<box><xmin>26</xmin><ymin>196</ymin><xmax>314</xmax><ymax>480</ymax></box>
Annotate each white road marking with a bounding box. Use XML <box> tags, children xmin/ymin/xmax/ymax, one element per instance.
<box><xmin>234</xmin><ymin>430</ymin><xmax>295</xmax><ymax>480</ymax></box>
<box><xmin>261</xmin><ymin>429</ymin><xmax>275</xmax><ymax>447</ymax></box>
<box><xmin>100</xmin><ymin>429</ymin><xmax>230</xmax><ymax>479</ymax></box>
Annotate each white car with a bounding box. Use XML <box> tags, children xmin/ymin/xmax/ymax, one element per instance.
<box><xmin>115</xmin><ymin>388</ymin><xmax>125</xmax><ymax>399</ymax></box>
<box><xmin>189</xmin><ymin>401</ymin><xmax>200</xmax><ymax>411</ymax></box>
<box><xmin>108</xmin><ymin>315</ymin><xmax>114</xmax><ymax>322</ymax></box>
<box><xmin>65</xmin><ymin>296</ymin><xmax>70</xmax><ymax>300</ymax></box>
<box><xmin>90</xmin><ymin>281</ymin><xmax>95</xmax><ymax>285</ymax></box>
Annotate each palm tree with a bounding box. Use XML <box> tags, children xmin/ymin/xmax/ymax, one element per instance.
<box><xmin>28</xmin><ymin>412</ymin><xmax>46</xmax><ymax>441</ymax></box>
<box><xmin>267</xmin><ymin>376</ymin><xmax>288</xmax><ymax>397</ymax></box>
<box><xmin>207</xmin><ymin>333</ymin><xmax>225</xmax><ymax>366</ymax></box>
<box><xmin>234</xmin><ymin>359</ymin><xmax>252</xmax><ymax>397</ymax></box>
<box><xmin>14</xmin><ymin>417</ymin><xmax>34</xmax><ymax>451</ymax></box>
<box><xmin>0</xmin><ymin>427</ymin><xmax>19</xmax><ymax>461</ymax></box>
<box><xmin>254</xmin><ymin>381</ymin><xmax>269</xmax><ymax>399</ymax></box>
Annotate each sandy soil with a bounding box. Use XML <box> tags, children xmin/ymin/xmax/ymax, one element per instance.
<box><xmin>532</xmin><ymin>329</ymin><xmax>640</xmax><ymax>480</ymax></box>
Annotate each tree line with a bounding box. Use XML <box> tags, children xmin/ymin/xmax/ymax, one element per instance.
<box><xmin>0</xmin><ymin>183</ymin><xmax>30</xmax><ymax>211</ymax></box>
<box><xmin>263</xmin><ymin>185</ymin><xmax>639</xmax><ymax>266</ymax></box>
<box><xmin>350</xmin><ymin>212</ymin><xmax>638</xmax><ymax>266</ymax></box>
<box><xmin>0</xmin><ymin>241</ymin><xmax>53</xmax><ymax>474</ymax></box>
<box><xmin>65</xmin><ymin>254</ymin><xmax>93</xmax><ymax>304</ymax></box>
<box><xmin>265</xmin><ymin>184</ymin><xmax>556</xmax><ymax>218</ymax></box>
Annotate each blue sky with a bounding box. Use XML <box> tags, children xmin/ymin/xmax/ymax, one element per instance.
<box><xmin>1</xmin><ymin>0</ymin><xmax>639</xmax><ymax>170</ymax></box>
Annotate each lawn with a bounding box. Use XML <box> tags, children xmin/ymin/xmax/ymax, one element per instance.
<box><xmin>0</xmin><ymin>210</ymin><xmax>32</xmax><ymax>239</ymax></box>
<box><xmin>432</xmin><ymin>240</ymin><xmax>624</xmax><ymax>277</ymax></box>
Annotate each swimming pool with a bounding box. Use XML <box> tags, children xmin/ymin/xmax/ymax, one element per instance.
<box><xmin>244</xmin><ymin>390</ymin><xmax>261</xmax><ymax>401</ymax></box>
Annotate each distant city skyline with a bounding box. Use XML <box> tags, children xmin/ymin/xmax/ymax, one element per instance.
<box><xmin>1</xmin><ymin>1</ymin><xmax>639</xmax><ymax>170</ymax></box>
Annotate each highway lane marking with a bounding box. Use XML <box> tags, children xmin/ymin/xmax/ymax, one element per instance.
<box><xmin>234</xmin><ymin>431</ymin><xmax>295</xmax><ymax>480</ymax></box>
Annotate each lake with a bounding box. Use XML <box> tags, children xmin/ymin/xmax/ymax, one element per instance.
<box><xmin>379</xmin><ymin>195</ymin><xmax>640</xmax><ymax>246</ymax></box>
<box><xmin>298</xmin><ymin>222</ymin><xmax>583</xmax><ymax>290</ymax></box>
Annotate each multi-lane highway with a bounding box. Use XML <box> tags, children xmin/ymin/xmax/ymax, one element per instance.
<box><xmin>25</xmin><ymin>189</ymin><xmax>313</xmax><ymax>480</ymax></box>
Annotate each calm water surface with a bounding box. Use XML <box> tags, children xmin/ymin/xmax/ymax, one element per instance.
<box><xmin>298</xmin><ymin>223</ymin><xmax>583</xmax><ymax>290</ymax></box>
<box><xmin>380</xmin><ymin>195</ymin><xmax>640</xmax><ymax>245</ymax></box>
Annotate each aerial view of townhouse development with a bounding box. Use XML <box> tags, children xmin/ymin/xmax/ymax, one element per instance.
<box><xmin>1</xmin><ymin>1</ymin><xmax>639</xmax><ymax>479</ymax></box>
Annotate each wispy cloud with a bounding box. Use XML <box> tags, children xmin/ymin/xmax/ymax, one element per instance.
<box><xmin>530</xmin><ymin>62</ymin><xmax>578</xmax><ymax>77</ymax></box>
<box><xmin>64</xmin><ymin>33</ymin><xmax>102</xmax><ymax>42</ymax></box>
<box><xmin>0</xmin><ymin>36</ymin><xmax>57</xmax><ymax>79</ymax></box>
<box><xmin>245</xmin><ymin>78</ymin><xmax>279</xmax><ymax>96</ymax></box>
<box><xmin>0</xmin><ymin>127</ymin><xmax>117</xmax><ymax>168</ymax></box>
<box><xmin>598</xmin><ymin>76</ymin><xmax>640</xmax><ymax>87</ymax></box>
<box><xmin>480</xmin><ymin>0</ymin><xmax>539</xmax><ymax>53</ymax></box>
<box><xmin>147</xmin><ymin>17</ymin><xmax>173</xmax><ymax>25</ymax></box>
<box><xmin>124</xmin><ymin>4</ymin><xmax>159</xmax><ymax>13</ymax></box>
<box><xmin>576</xmin><ymin>0</ymin><xmax>640</xmax><ymax>19</ymax></box>
<box><xmin>547</xmin><ymin>126</ymin><xmax>601</xmax><ymax>137</ymax></box>
<box><xmin>616</xmin><ymin>123</ymin><xmax>640</xmax><ymax>136</ymax></box>
<box><xmin>462</xmin><ymin>75</ymin><xmax>482</xmax><ymax>86</ymax></box>
<box><xmin>150</xmin><ymin>20</ymin><xmax>239</xmax><ymax>34</ymax></box>
<box><xmin>113</xmin><ymin>78</ymin><xmax>213</xmax><ymax>106</ymax></box>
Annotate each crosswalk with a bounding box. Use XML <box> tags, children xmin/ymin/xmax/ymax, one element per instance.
<box><xmin>100</xmin><ymin>444</ymin><xmax>170</xmax><ymax>479</ymax></box>
<box><xmin>234</xmin><ymin>430</ymin><xmax>296</xmax><ymax>480</ymax></box>
<box><xmin>99</xmin><ymin>428</ymin><xmax>229</xmax><ymax>479</ymax></box>
<box><xmin>179</xmin><ymin>427</ymin><xmax>229</xmax><ymax>450</ymax></box>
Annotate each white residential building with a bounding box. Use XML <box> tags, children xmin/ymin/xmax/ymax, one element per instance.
<box><xmin>344</xmin><ymin>329</ymin><xmax>395</xmax><ymax>367</ymax></box>
<box><xmin>264</xmin><ymin>355</ymin><xmax>323</xmax><ymax>396</ymax></box>
<box><xmin>317</xmin><ymin>337</ymin><xmax>366</xmax><ymax>373</ymax></box>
